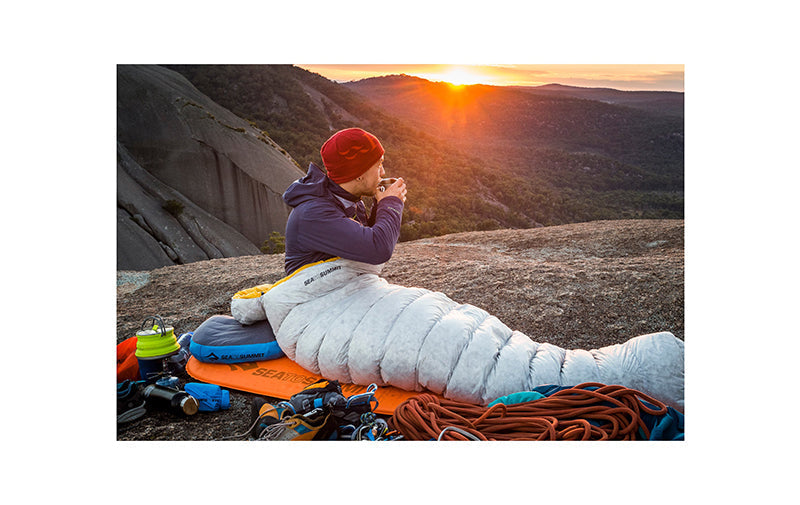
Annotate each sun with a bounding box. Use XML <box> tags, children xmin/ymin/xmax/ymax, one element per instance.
<box><xmin>425</xmin><ymin>66</ymin><xmax>489</xmax><ymax>86</ymax></box>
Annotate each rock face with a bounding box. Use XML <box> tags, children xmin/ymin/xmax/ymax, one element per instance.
<box><xmin>117</xmin><ymin>65</ymin><xmax>305</xmax><ymax>270</ymax></box>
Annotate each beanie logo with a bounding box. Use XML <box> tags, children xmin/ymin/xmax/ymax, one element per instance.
<box><xmin>322</xmin><ymin>128</ymin><xmax>385</xmax><ymax>184</ymax></box>
<box><xmin>340</xmin><ymin>144</ymin><xmax>371</xmax><ymax>159</ymax></box>
<box><xmin>337</xmin><ymin>135</ymin><xmax>377</xmax><ymax>160</ymax></box>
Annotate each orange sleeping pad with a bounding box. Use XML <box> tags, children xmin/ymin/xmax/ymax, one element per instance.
<box><xmin>186</xmin><ymin>355</ymin><xmax>437</xmax><ymax>415</ymax></box>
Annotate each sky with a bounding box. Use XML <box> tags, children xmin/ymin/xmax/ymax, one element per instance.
<box><xmin>297</xmin><ymin>64</ymin><xmax>684</xmax><ymax>92</ymax></box>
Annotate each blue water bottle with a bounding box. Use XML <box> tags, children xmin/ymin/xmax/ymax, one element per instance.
<box><xmin>184</xmin><ymin>383</ymin><xmax>230</xmax><ymax>412</ymax></box>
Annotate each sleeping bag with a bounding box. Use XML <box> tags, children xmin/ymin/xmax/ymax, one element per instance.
<box><xmin>231</xmin><ymin>258</ymin><xmax>684</xmax><ymax>410</ymax></box>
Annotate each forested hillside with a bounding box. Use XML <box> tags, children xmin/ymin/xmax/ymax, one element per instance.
<box><xmin>165</xmin><ymin>65</ymin><xmax>683</xmax><ymax>241</ymax></box>
<box><xmin>346</xmin><ymin>75</ymin><xmax>683</xmax><ymax>194</ymax></box>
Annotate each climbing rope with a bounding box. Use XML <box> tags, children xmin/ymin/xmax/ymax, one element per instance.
<box><xmin>393</xmin><ymin>383</ymin><xmax>668</xmax><ymax>441</ymax></box>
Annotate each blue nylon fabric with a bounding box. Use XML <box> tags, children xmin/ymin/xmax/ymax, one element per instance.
<box><xmin>488</xmin><ymin>391</ymin><xmax>546</xmax><ymax>407</ymax></box>
<box><xmin>189</xmin><ymin>340</ymin><xmax>284</xmax><ymax>364</ymax></box>
<box><xmin>184</xmin><ymin>383</ymin><xmax>230</xmax><ymax>412</ymax></box>
<box><xmin>641</xmin><ymin>406</ymin><xmax>684</xmax><ymax>441</ymax></box>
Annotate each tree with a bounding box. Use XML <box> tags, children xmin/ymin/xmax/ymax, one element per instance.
<box><xmin>261</xmin><ymin>231</ymin><xmax>285</xmax><ymax>254</ymax></box>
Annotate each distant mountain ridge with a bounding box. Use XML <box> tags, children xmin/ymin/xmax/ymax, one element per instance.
<box><xmin>343</xmin><ymin>73</ymin><xmax>683</xmax><ymax>215</ymax></box>
<box><xmin>516</xmin><ymin>83</ymin><xmax>684</xmax><ymax>118</ymax></box>
<box><xmin>344</xmin><ymin>74</ymin><xmax>683</xmax><ymax>174</ymax></box>
<box><xmin>164</xmin><ymin>65</ymin><xmax>683</xmax><ymax>244</ymax></box>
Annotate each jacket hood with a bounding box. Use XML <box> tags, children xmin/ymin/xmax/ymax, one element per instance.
<box><xmin>283</xmin><ymin>163</ymin><xmax>328</xmax><ymax>208</ymax></box>
<box><xmin>283</xmin><ymin>163</ymin><xmax>359</xmax><ymax>208</ymax></box>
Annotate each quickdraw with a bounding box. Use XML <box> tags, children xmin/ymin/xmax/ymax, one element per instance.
<box><xmin>346</xmin><ymin>412</ymin><xmax>403</xmax><ymax>441</ymax></box>
<box><xmin>237</xmin><ymin>379</ymin><xmax>400</xmax><ymax>441</ymax></box>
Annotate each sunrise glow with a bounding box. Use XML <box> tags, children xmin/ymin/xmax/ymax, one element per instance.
<box><xmin>297</xmin><ymin>64</ymin><xmax>684</xmax><ymax>92</ymax></box>
<box><xmin>417</xmin><ymin>66</ymin><xmax>491</xmax><ymax>86</ymax></box>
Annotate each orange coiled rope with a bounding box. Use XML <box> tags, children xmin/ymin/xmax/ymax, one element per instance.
<box><xmin>392</xmin><ymin>383</ymin><xmax>668</xmax><ymax>441</ymax></box>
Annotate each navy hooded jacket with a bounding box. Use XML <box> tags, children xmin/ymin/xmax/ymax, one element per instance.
<box><xmin>282</xmin><ymin>163</ymin><xmax>404</xmax><ymax>275</ymax></box>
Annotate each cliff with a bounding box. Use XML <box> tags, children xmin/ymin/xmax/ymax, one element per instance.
<box><xmin>117</xmin><ymin>65</ymin><xmax>305</xmax><ymax>270</ymax></box>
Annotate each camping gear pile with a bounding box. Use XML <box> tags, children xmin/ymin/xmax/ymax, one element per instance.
<box><xmin>117</xmin><ymin>316</ymin><xmax>232</xmax><ymax>424</ymax></box>
<box><xmin>118</xmin><ymin>314</ymin><xmax>684</xmax><ymax>441</ymax></box>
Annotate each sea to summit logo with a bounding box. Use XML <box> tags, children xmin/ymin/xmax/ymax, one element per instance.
<box><xmin>205</xmin><ymin>351</ymin><xmax>265</xmax><ymax>362</ymax></box>
<box><xmin>224</xmin><ymin>352</ymin><xmax>265</xmax><ymax>361</ymax></box>
<box><xmin>252</xmin><ymin>367</ymin><xmax>317</xmax><ymax>385</ymax></box>
<box><xmin>304</xmin><ymin>265</ymin><xmax>342</xmax><ymax>286</ymax></box>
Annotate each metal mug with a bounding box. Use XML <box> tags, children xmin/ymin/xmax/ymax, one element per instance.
<box><xmin>378</xmin><ymin>178</ymin><xmax>398</xmax><ymax>192</ymax></box>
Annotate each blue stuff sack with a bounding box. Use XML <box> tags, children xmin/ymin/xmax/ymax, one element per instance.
<box><xmin>487</xmin><ymin>390</ymin><xmax>545</xmax><ymax>407</ymax></box>
<box><xmin>184</xmin><ymin>383</ymin><xmax>230</xmax><ymax>412</ymax></box>
<box><xmin>188</xmin><ymin>315</ymin><xmax>284</xmax><ymax>364</ymax></box>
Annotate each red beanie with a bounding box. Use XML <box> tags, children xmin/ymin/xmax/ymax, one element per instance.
<box><xmin>320</xmin><ymin>128</ymin><xmax>385</xmax><ymax>184</ymax></box>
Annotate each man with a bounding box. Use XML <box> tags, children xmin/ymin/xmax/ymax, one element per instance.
<box><xmin>282</xmin><ymin>128</ymin><xmax>407</xmax><ymax>275</ymax></box>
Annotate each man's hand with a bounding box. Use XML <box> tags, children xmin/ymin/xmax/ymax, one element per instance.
<box><xmin>376</xmin><ymin>177</ymin><xmax>407</xmax><ymax>203</ymax></box>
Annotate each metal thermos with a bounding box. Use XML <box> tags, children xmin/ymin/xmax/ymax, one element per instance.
<box><xmin>142</xmin><ymin>384</ymin><xmax>199</xmax><ymax>415</ymax></box>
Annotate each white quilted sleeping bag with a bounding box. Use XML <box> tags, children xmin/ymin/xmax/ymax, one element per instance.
<box><xmin>231</xmin><ymin>258</ymin><xmax>684</xmax><ymax>410</ymax></box>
